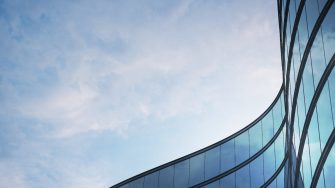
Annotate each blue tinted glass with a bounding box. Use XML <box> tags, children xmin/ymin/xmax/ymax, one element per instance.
<box><xmin>273</xmin><ymin>97</ymin><xmax>284</xmax><ymax>131</ymax></box>
<box><xmin>317</xmin><ymin>0</ymin><xmax>327</xmax><ymax>11</ymax></box>
<box><xmin>220</xmin><ymin>173</ymin><xmax>235</xmax><ymax>187</ymax></box>
<box><xmin>298</xmin><ymin>6</ymin><xmax>309</xmax><ymax>52</ymax></box>
<box><xmin>275</xmin><ymin>129</ymin><xmax>286</xmax><ymax>170</ymax></box>
<box><xmin>205</xmin><ymin>146</ymin><xmax>220</xmax><ymax>180</ymax></box>
<box><xmin>329</xmin><ymin>68</ymin><xmax>335</xmax><ymax>129</ymax></box>
<box><xmin>267</xmin><ymin>178</ymin><xmax>277</xmax><ymax>188</ymax></box>
<box><xmin>220</xmin><ymin>139</ymin><xmax>235</xmax><ymax>172</ymax></box>
<box><xmin>144</xmin><ymin>172</ymin><xmax>158</xmax><ymax>188</ymax></box>
<box><xmin>159</xmin><ymin>166</ymin><xmax>174</xmax><ymax>188</ymax></box>
<box><xmin>292</xmin><ymin>35</ymin><xmax>302</xmax><ymax>84</ymax></box>
<box><xmin>250</xmin><ymin>155</ymin><xmax>264</xmax><ymax>187</ymax></box>
<box><xmin>316</xmin><ymin>85</ymin><xmax>334</xmax><ymax>148</ymax></box>
<box><xmin>321</xmin><ymin>144</ymin><xmax>335</xmax><ymax>187</ymax></box>
<box><xmin>293</xmin><ymin>104</ymin><xmax>302</xmax><ymax>152</ymax></box>
<box><xmin>264</xmin><ymin>144</ymin><xmax>276</xmax><ymax>181</ymax></box>
<box><xmin>120</xmin><ymin>184</ymin><xmax>129</xmax><ymax>188</ymax></box>
<box><xmin>236</xmin><ymin>165</ymin><xmax>250</xmax><ymax>188</ymax></box>
<box><xmin>189</xmin><ymin>153</ymin><xmax>205</xmax><ymax>186</ymax></box>
<box><xmin>129</xmin><ymin>178</ymin><xmax>143</xmax><ymax>188</ymax></box>
<box><xmin>321</xmin><ymin>6</ymin><xmax>335</xmax><ymax>64</ymax></box>
<box><xmin>235</xmin><ymin>131</ymin><xmax>249</xmax><ymax>165</ymax></box>
<box><xmin>174</xmin><ymin>160</ymin><xmax>189</xmax><ymax>188</ymax></box>
<box><xmin>249</xmin><ymin>123</ymin><xmax>263</xmax><ymax>157</ymax></box>
<box><xmin>302</xmin><ymin>58</ymin><xmax>316</xmax><ymax>106</ymax></box>
<box><xmin>309</xmin><ymin>30</ymin><xmax>327</xmax><ymax>86</ymax></box>
<box><xmin>262</xmin><ymin>113</ymin><xmax>274</xmax><ymax>146</ymax></box>
<box><xmin>308</xmin><ymin>112</ymin><xmax>322</xmax><ymax>173</ymax></box>
<box><xmin>301</xmin><ymin>134</ymin><xmax>313</xmax><ymax>186</ymax></box>
<box><xmin>277</xmin><ymin>166</ymin><xmax>285</xmax><ymax>188</ymax></box>
<box><xmin>305</xmin><ymin>0</ymin><xmax>320</xmax><ymax>32</ymax></box>
<box><xmin>289</xmin><ymin>0</ymin><xmax>297</xmax><ymax>34</ymax></box>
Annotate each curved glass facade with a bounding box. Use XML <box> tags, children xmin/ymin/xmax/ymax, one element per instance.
<box><xmin>281</xmin><ymin>0</ymin><xmax>335</xmax><ymax>187</ymax></box>
<box><xmin>112</xmin><ymin>89</ymin><xmax>286</xmax><ymax>188</ymax></box>
<box><xmin>111</xmin><ymin>0</ymin><xmax>335</xmax><ymax>187</ymax></box>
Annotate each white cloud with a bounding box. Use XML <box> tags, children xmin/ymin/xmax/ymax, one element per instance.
<box><xmin>1</xmin><ymin>0</ymin><xmax>281</xmax><ymax>139</ymax></box>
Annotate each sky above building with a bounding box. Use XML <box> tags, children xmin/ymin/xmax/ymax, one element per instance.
<box><xmin>0</xmin><ymin>0</ymin><xmax>282</xmax><ymax>187</ymax></box>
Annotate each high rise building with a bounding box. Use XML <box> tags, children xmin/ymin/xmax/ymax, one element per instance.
<box><xmin>111</xmin><ymin>0</ymin><xmax>335</xmax><ymax>187</ymax></box>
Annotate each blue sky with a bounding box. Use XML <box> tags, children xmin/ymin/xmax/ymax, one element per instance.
<box><xmin>0</xmin><ymin>0</ymin><xmax>282</xmax><ymax>187</ymax></box>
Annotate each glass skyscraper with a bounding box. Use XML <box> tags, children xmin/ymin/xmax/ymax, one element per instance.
<box><xmin>111</xmin><ymin>0</ymin><xmax>335</xmax><ymax>187</ymax></box>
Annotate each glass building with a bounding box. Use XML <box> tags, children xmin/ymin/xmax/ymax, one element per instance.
<box><xmin>111</xmin><ymin>0</ymin><xmax>335</xmax><ymax>187</ymax></box>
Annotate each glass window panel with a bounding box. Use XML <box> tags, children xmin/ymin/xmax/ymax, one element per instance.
<box><xmin>144</xmin><ymin>172</ymin><xmax>158</xmax><ymax>188</ymax></box>
<box><xmin>322</xmin><ymin>144</ymin><xmax>335</xmax><ymax>188</ymax></box>
<box><xmin>317</xmin><ymin>0</ymin><xmax>327</xmax><ymax>11</ymax></box>
<box><xmin>301</xmin><ymin>134</ymin><xmax>313</xmax><ymax>187</ymax></box>
<box><xmin>249</xmin><ymin>123</ymin><xmax>263</xmax><ymax>157</ymax></box>
<box><xmin>295</xmin><ymin>81</ymin><xmax>308</xmax><ymax>153</ymax></box>
<box><xmin>294</xmin><ymin>103</ymin><xmax>303</xmax><ymax>153</ymax></box>
<box><xmin>235</xmin><ymin>164</ymin><xmax>250</xmax><ymax>188</ymax></box>
<box><xmin>250</xmin><ymin>155</ymin><xmax>264</xmax><ymax>187</ymax></box>
<box><xmin>316</xmin><ymin>85</ymin><xmax>334</xmax><ymax>149</ymax></box>
<box><xmin>220</xmin><ymin>139</ymin><xmax>235</xmax><ymax>172</ymax></box>
<box><xmin>189</xmin><ymin>153</ymin><xmax>205</xmax><ymax>186</ymax></box>
<box><xmin>262</xmin><ymin>113</ymin><xmax>274</xmax><ymax>145</ymax></box>
<box><xmin>205</xmin><ymin>146</ymin><xmax>220</xmax><ymax>180</ymax></box>
<box><xmin>159</xmin><ymin>166</ymin><xmax>174</xmax><ymax>188</ymax></box>
<box><xmin>235</xmin><ymin>131</ymin><xmax>250</xmax><ymax>165</ymax></box>
<box><xmin>220</xmin><ymin>173</ymin><xmax>235</xmax><ymax>188</ymax></box>
<box><xmin>120</xmin><ymin>184</ymin><xmax>129</xmax><ymax>188</ymax></box>
<box><xmin>174</xmin><ymin>160</ymin><xmax>189</xmax><ymax>188</ymax></box>
<box><xmin>298</xmin><ymin>6</ymin><xmax>309</xmax><ymax>53</ymax></box>
<box><xmin>289</xmin><ymin>0</ymin><xmax>297</xmax><ymax>33</ymax></box>
<box><xmin>273</xmin><ymin>97</ymin><xmax>284</xmax><ymax>131</ymax></box>
<box><xmin>302</xmin><ymin>58</ymin><xmax>316</xmax><ymax>107</ymax></box>
<box><xmin>310</xmin><ymin>32</ymin><xmax>327</xmax><ymax>84</ymax></box>
<box><xmin>129</xmin><ymin>178</ymin><xmax>143</xmax><ymax>188</ymax></box>
<box><xmin>267</xmin><ymin>178</ymin><xmax>277</xmax><ymax>188</ymax></box>
<box><xmin>264</xmin><ymin>144</ymin><xmax>276</xmax><ymax>181</ymax></box>
<box><xmin>277</xmin><ymin>166</ymin><xmax>285</xmax><ymax>188</ymax></box>
<box><xmin>275</xmin><ymin>129</ymin><xmax>286</xmax><ymax>170</ymax></box>
<box><xmin>329</xmin><ymin>69</ymin><xmax>335</xmax><ymax>129</ymax></box>
<box><xmin>305</xmin><ymin>0</ymin><xmax>320</xmax><ymax>32</ymax></box>
<box><xmin>321</xmin><ymin>6</ymin><xmax>335</xmax><ymax>64</ymax></box>
<box><xmin>292</xmin><ymin>35</ymin><xmax>302</xmax><ymax>83</ymax></box>
<box><xmin>308</xmin><ymin>112</ymin><xmax>322</xmax><ymax>173</ymax></box>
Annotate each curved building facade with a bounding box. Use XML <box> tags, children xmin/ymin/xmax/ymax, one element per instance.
<box><xmin>111</xmin><ymin>0</ymin><xmax>335</xmax><ymax>187</ymax></box>
<box><xmin>281</xmin><ymin>0</ymin><xmax>335</xmax><ymax>187</ymax></box>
